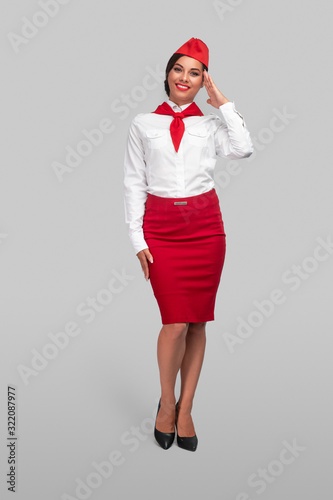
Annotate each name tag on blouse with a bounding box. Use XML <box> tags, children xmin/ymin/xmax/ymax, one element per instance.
<box><xmin>174</xmin><ymin>201</ymin><xmax>187</xmax><ymax>205</ymax></box>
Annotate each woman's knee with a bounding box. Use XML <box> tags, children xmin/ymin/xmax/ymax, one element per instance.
<box><xmin>188</xmin><ymin>322</ymin><xmax>206</xmax><ymax>332</ymax></box>
<box><xmin>162</xmin><ymin>322</ymin><xmax>189</xmax><ymax>340</ymax></box>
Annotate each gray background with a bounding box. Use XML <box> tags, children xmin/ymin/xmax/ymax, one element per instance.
<box><xmin>1</xmin><ymin>0</ymin><xmax>332</xmax><ymax>499</ymax></box>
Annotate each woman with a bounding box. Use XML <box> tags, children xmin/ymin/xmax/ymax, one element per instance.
<box><xmin>123</xmin><ymin>38</ymin><xmax>254</xmax><ymax>451</ymax></box>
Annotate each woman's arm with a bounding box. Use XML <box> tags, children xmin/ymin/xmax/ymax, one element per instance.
<box><xmin>123</xmin><ymin>117</ymin><xmax>149</xmax><ymax>255</ymax></box>
<box><xmin>203</xmin><ymin>70</ymin><xmax>254</xmax><ymax>159</ymax></box>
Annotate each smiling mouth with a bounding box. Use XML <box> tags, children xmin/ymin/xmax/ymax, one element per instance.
<box><xmin>175</xmin><ymin>83</ymin><xmax>190</xmax><ymax>91</ymax></box>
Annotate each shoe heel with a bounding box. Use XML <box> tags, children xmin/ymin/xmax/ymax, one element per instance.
<box><xmin>154</xmin><ymin>397</ymin><xmax>175</xmax><ymax>450</ymax></box>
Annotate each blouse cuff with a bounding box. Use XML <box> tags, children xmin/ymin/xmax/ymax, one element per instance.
<box><xmin>131</xmin><ymin>231</ymin><xmax>149</xmax><ymax>255</ymax></box>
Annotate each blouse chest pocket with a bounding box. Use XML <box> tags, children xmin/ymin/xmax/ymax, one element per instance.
<box><xmin>145</xmin><ymin>129</ymin><xmax>168</xmax><ymax>149</ymax></box>
<box><xmin>187</xmin><ymin>127</ymin><xmax>209</xmax><ymax>147</ymax></box>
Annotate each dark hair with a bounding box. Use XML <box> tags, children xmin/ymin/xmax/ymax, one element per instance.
<box><xmin>164</xmin><ymin>53</ymin><xmax>208</xmax><ymax>97</ymax></box>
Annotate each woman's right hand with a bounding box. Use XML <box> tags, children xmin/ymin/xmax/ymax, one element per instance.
<box><xmin>136</xmin><ymin>248</ymin><xmax>154</xmax><ymax>281</ymax></box>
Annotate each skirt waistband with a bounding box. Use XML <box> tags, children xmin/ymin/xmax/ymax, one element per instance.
<box><xmin>145</xmin><ymin>188</ymin><xmax>218</xmax><ymax>210</ymax></box>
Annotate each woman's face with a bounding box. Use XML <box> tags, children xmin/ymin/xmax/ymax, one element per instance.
<box><xmin>167</xmin><ymin>55</ymin><xmax>204</xmax><ymax>105</ymax></box>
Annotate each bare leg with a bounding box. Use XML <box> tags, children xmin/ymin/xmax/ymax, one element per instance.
<box><xmin>177</xmin><ymin>322</ymin><xmax>207</xmax><ymax>437</ymax></box>
<box><xmin>155</xmin><ymin>322</ymin><xmax>189</xmax><ymax>433</ymax></box>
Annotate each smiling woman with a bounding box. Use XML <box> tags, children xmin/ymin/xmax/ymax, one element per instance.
<box><xmin>123</xmin><ymin>37</ymin><xmax>254</xmax><ymax>453</ymax></box>
<box><xmin>164</xmin><ymin>52</ymin><xmax>208</xmax><ymax>100</ymax></box>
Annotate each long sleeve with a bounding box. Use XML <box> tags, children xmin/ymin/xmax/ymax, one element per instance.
<box><xmin>214</xmin><ymin>101</ymin><xmax>254</xmax><ymax>159</ymax></box>
<box><xmin>123</xmin><ymin>117</ymin><xmax>149</xmax><ymax>255</ymax></box>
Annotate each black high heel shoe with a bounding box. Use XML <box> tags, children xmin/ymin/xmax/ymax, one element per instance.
<box><xmin>154</xmin><ymin>398</ymin><xmax>175</xmax><ymax>450</ymax></box>
<box><xmin>175</xmin><ymin>401</ymin><xmax>198</xmax><ymax>452</ymax></box>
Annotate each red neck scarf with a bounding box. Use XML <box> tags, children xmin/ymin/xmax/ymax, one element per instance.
<box><xmin>152</xmin><ymin>101</ymin><xmax>204</xmax><ymax>152</ymax></box>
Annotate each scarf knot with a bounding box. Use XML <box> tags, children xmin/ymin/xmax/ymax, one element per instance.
<box><xmin>152</xmin><ymin>101</ymin><xmax>204</xmax><ymax>152</ymax></box>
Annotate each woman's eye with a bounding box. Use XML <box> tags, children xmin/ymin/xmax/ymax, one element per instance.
<box><xmin>173</xmin><ymin>67</ymin><xmax>199</xmax><ymax>76</ymax></box>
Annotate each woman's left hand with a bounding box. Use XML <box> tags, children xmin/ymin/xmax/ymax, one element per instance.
<box><xmin>203</xmin><ymin>70</ymin><xmax>229</xmax><ymax>108</ymax></box>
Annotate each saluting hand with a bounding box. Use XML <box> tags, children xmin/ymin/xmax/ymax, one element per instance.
<box><xmin>203</xmin><ymin>69</ymin><xmax>229</xmax><ymax>109</ymax></box>
<box><xmin>137</xmin><ymin>248</ymin><xmax>153</xmax><ymax>281</ymax></box>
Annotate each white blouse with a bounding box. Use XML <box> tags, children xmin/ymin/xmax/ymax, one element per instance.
<box><xmin>124</xmin><ymin>98</ymin><xmax>254</xmax><ymax>255</ymax></box>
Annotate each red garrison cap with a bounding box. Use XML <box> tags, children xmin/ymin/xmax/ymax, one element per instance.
<box><xmin>174</xmin><ymin>37</ymin><xmax>209</xmax><ymax>69</ymax></box>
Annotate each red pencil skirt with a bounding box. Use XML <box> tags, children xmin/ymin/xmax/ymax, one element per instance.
<box><xmin>142</xmin><ymin>188</ymin><xmax>226</xmax><ymax>325</ymax></box>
